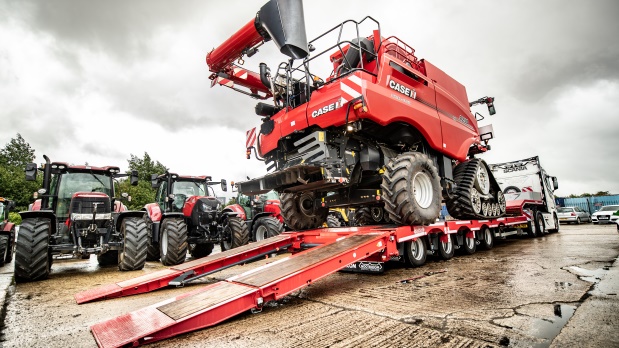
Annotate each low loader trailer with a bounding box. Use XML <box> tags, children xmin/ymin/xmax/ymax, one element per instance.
<box><xmin>75</xmin><ymin>198</ymin><xmax>547</xmax><ymax>348</ymax></box>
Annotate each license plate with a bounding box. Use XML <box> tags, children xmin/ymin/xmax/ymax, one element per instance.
<box><xmin>514</xmin><ymin>223</ymin><xmax>529</xmax><ymax>229</ymax></box>
<box><xmin>599</xmin><ymin>216</ymin><xmax>609</xmax><ymax>220</ymax></box>
<box><xmin>559</xmin><ymin>218</ymin><xmax>567</xmax><ymax>221</ymax></box>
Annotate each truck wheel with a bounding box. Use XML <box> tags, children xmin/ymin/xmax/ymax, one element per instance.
<box><xmin>0</xmin><ymin>235</ymin><xmax>9</xmax><ymax>267</ymax></box>
<box><xmin>534</xmin><ymin>212</ymin><xmax>546</xmax><ymax>236</ymax></box>
<box><xmin>253</xmin><ymin>216</ymin><xmax>283</xmax><ymax>241</ymax></box>
<box><xmin>403</xmin><ymin>237</ymin><xmax>427</xmax><ymax>267</ymax></box>
<box><xmin>118</xmin><ymin>217</ymin><xmax>147</xmax><ymax>271</ymax></box>
<box><xmin>461</xmin><ymin>232</ymin><xmax>477</xmax><ymax>255</ymax></box>
<box><xmin>97</xmin><ymin>251</ymin><xmax>118</xmax><ymax>266</ymax></box>
<box><xmin>188</xmin><ymin>243</ymin><xmax>214</xmax><ymax>258</ymax></box>
<box><xmin>326</xmin><ymin>214</ymin><xmax>342</xmax><ymax>228</ymax></box>
<box><xmin>381</xmin><ymin>152</ymin><xmax>441</xmax><ymax>225</ymax></box>
<box><xmin>503</xmin><ymin>186</ymin><xmax>520</xmax><ymax>194</ymax></box>
<box><xmin>15</xmin><ymin>218</ymin><xmax>51</xmax><ymax>282</ymax></box>
<box><xmin>221</xmin><ymin>216</ymin><xmax>249</xmax><ymax>251</ymax></box>
<box><xmin>548</xmin><ymin>214</ymin><xmax>560</xmax><ymax>233</ymax></box>
<box><xmin>480</xmin><ymin>227</ymin><xmax>494</xmax><ymax>250</ymax></box>
<box><xmin>438</xmin><ymin>234</ymin><xmax>455</xmax><ymax>260</ymax></box>
<box><xmin>159</xmin><ymin>218</ymin><xmax>188</xmax><ymax>266</ymax></box>
<box><xmin>280</xmin><ymin>192</ymin><xmax>328</xmax><ymax>230</ymax></box>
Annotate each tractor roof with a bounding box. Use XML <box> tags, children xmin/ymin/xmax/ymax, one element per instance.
<box><xmin>157</xmin><ymin>173</ymin><xmax>212</xmax><ymax>182</ymax></box>
<box><xmin>49</xmin><ymin>162</ymin><xmax>121</xmax><ymax>174</ymax></box>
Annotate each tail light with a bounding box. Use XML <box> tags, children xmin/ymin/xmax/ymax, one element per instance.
<box><xmin>571</xmin><ymin>212</ymin><xmax>576</xmax><ymax>216</ymax></box>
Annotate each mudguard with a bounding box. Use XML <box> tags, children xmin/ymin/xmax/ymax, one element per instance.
<box><xmin>222</xmin><ymin>204</ymin><xmax>246</xmax><ymax>221</ymax></box>
<box><xmin>18</xmin><ymin>210</ymin><xmax>57</xmax><ymax>235</ymax></box>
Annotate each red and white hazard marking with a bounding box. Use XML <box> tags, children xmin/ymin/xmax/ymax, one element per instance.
<box><xmin>340</xmin><ymin>73</ymin><xmax>363</xmax><ymax>104</ymax></box>
<box><xmin>246</xmin><ymin>128</ymin><xmax>257</xmax><ymax>148</ymax></box>
<box><xmin>217</xmin><ymin>67</ymin><xmax>249</xmax><ymax>88</ymax></box>
<box><xmin>522</xmin><ymin>186</ymin><xmax>533</xmax><ymax>192</ymax></box>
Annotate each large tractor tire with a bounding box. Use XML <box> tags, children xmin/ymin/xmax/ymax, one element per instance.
<box><xmin>118</xmin><ymin>217</ymin><xmax>148</xmax><ymax>271</ymax></box>
<box><xmin>0</xmin><ymin>235</ymin><xmax>9</xmax><ymax>267</ymax></box>
<box><xmin>97</xmin><ymin>251</ymin><xmax>118</xmax><ymax>266</ymax></box>
<box><xmin>381</xmin><ymin>152</ymin><xmax>441</xmax><ymax>225</ymax></box>
<box><xmin>15</xmin><ymin>218</ymin><xmax>51</xmax><ymax>282</ymax></box>
<box><xmin>189</xmin><ymin>243</ymin><xmax>214</xmax><ymax>259</ymax></box>
<box><xmin>280</xmin><ymin>192</ymin><xmax>328</xmax><ymax>230</ymax></box>
<box><xmin>221</xmin><ymin>216</ymin><xmax>250</xmax><ymax>251</ymax></box>
<box><xmin>253</xmin><ymin>216</ymin><xmax>283</xmax><ymax>241</ymax></box>
<box><xmin>159</xmin><ymin>218</ymin><xmax>188</xmax><ymax>266</ymax></box>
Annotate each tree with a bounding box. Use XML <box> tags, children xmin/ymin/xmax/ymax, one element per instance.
<box><xmin>0</xmin><ymin>133</ymin><xmax>35</xmax><ymax>167</ymax></box>
<box><xmin>116</xmin><ymin>153</ymin><xmax>168</xmax><ymax>210</ymax></box>
<box><xmin>0</xmin><ymin>134</ymin><xmax>41</xmax><ymax>211</ymax></box>
<box><xmin>127</xmin><ymin>152</ymin><xmax>168</xmax><ymax>182</ymax></box>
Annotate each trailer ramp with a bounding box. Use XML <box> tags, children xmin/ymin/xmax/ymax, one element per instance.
<box><xmin>90</xmin><ymin>232</ymin><xmax>390</xmax><ymax>348</ymax></box>
<box><xmin>75</xmin><ymin>234</ymin><xmax>294</xmax><ymax>304</ymax></box>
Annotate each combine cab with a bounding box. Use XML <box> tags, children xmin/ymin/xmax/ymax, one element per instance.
<box><xmin>223</xmin><ymin>188</ymin><xmax>284</xmax><ymax>241</ymax></box>
<box><xmin>145</xmin><ymin>172</ymin><xmax>248</xmax><ymax>266</ymax></box>
<box><xmin>16</xmin><ymin>155</ymin><xmax>146</xmax><ymax>282</ymax></box>
<box><xmin>0</xmin><ymin>198</ymin><xmax>16</xmax><ymax>267</ymax></box>
<box><xmin>207</xmin><ymin>0</ymin><xmax>504</xmax><ymax>230</ymax></box>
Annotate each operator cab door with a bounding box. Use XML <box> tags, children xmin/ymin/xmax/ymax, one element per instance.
<box><xmin>156</xmin><ymin>181</ymin><xmax>168</xmax><ymax>212</ymax></box>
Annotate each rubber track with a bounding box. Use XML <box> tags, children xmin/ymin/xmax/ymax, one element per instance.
<box><xmin>118</xmin><ymin>217</ymin><xmax>148</xmax><ymax>271</ymax></box>
<box><xmin>446</xmin><ymin>159</ymin><xmax>502</xmax><ymax>220</ymax></box>
<box><xmin>0</xmin><ymin>235</ymin><xmax>8</xmax><ymax>267</ymax></box>
<box><xmin>381</xmin><ymin>152</ymin><xmax>441</xmax><ymax>225</ymax></box>
<box><xmin>15</xmin><ymin>218</ymin><xmax>50</xmax><ymax>282</ymax></box>
<box><xmin>159</xmin><ymin>218</ymin><xmax>187</xmax><ymax>266</ymax></box>
<box><xmin>228</xmin><ymin>217</ymin><xmax>250</xmax><ymax>248</ymax></box>
<box><xmin>280</xmin><ymin>193</ymin><xmax>326</xmax><ymax>230</ymax></box>
<box><xmin>252</xmin><ymin>216</ymin><xmax>283</xmax><ymax>241</ymax></box>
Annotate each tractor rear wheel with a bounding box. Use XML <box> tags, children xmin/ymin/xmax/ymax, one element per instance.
<box><xmin>381</xmin><ymin>152</ymin><xmax>441</xmax><ymax>225</ymax></box>
<box><xmin>280</xmin><ymin>192</ymin><xmax>328</xmax><ymax>230</ymax></box>
<box><xmin>118</xmin><ymin>217</ymin><xmax>148</xmax><ymax>271</ymax></box>
<box><xmin>0</xmin><ymin>235</ymin><xmax>9</xmax><ymax>267</ymax></box>
<box><xmin>221</xmin><ymin>216</ymin><xmax>249</xmax><ymax>251</ymax></box>
<box><xmin>253</xmin><ymin>216</ymin><xmax>283</xmax><ymax>241</ymax></box>
<box><xmin>15</xmin><ymin>218</ymin><xmax>51</xmax><ymax>282</ymax></box>
<box><xmin>403</xmin><ymin>237</ymin><xmax>427</xmax><ymax>267</ymax></box>
<box><xmin>97</xmin><ymin>251</ymin><xmax>118</xmax><ymax>266</ymax></box>
<box><xmin>159</xmin><ymin>218</ymin><xmax>188</xmax><ymax>266</ymax></box>
<box><xmin>189</xmin><ymin>243</ymin><xmax>214</xmax><ymax>259</ymax></box>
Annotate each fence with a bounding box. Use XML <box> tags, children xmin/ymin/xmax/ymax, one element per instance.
<box><xmin>556</xmin><ymin>195</ymin><xmax>619</xmax><ymax>215</ymax></box>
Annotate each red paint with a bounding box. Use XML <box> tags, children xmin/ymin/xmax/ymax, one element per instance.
<box><xmin>145</xmin><ymin>203</ymin><xmax>162</xmax><ymax>222</ymax></box>
<box><xmin>222</xmin><ymin>204</ymin><xmax>246</xmax><ymax>221</ymax></box>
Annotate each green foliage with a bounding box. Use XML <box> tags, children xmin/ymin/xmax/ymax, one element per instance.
<box><xmin>226</xmin><ymin>197</ymin><xmax>237</xmax><ymax>206</ymax></box>
<box><xmin>117</xmin><ymin>152</ymin><xmax>168</xmax><ymax>210</ymax></box>
<box><xmin>8</xmin><ymin>212</ymin><xmax>21</xmax><ymax>225</ymax></box>
<box><xmin>568</xmin><ymin>191</ymin><xmax>611</xmax><ymax>198</ymax></box>
<box><xmin>0</xmin><ymin>133</ymin><xmax>35</xmax><ymax>167</ymax></box>
<box><xmin>0</xmin><ymin>134</ymin><xmax>41</xmax><ymax>211</ymax></box>
<box><xmin>128</xmin><ymin>152</ymin><xmax>168</xmax><ymax>182</ymax></box>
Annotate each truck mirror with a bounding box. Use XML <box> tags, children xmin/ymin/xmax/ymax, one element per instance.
<box><xmin>151</xmin><ymin>174</ymin><xmax>160</xmax><ymax>188</ymax></box>
<box><xmin>130</xmin><ymin>170</ymin><xmax>139</xmax><ymax>186</ymax></box>
<box><xmin>25</xmin><ymin>163</ymin><xmax>38</xmax><ymax>181</ymax></box>
<box><xmin>552</xmin><ymin>177</ymin><xmax>559</xmax><ymax>190</ymax></box>
<box><xmin>221</xmin><ymin>179</ymin><xmax>228</xmax><ymax>192</ymax></box>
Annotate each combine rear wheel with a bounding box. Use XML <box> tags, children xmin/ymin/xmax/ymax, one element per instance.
<box><xmin>381</xmin><ymin>152</ymin><xmax>441</xmax><ymax>225</ymax></box>
<box><xmin>253</xmin><ymin>216</ymin><xmax>283</xmax><ymax>241</ymax></box>
<box><xmin>221</xmin><ymin>216</ymin><xmax>250</xmax><ymax>251</ymax></box>
<box><xmin>189</xmin><ymin>243</ymin><xmax>214</xmax><ymax>258</ymax></box>
<box><xmin>280</xmin><ymin>192</ymin><xmax>327</xmax><ymax>230</ymax></box>
<box><xmin>118</xmin><ymin>217</ymin><xmax>147</xmax><ymax>271</ymax></box>
<box><xmin>403</xmin><ymin>237</ymin><xmax>427</xmax><ymax>267</ymax></box>
<box><xmin>15</xmin><ymin>218</ymin><xmax>51</xmax><ymax>282</ymax></box>
<box><xmin>159</xmin><ymin>218</ymin><xmax>187</xmax><ymax>266</ymax></box>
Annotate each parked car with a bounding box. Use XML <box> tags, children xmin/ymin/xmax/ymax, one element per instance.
<box><xmin>557</xmin><ymin>207</ymin><xmax>591</xmax><ymax>224</ymax></box>
<box><xmin>591</xmin><ymin>205</ymin><xmax>619</xmax><ymax>224</ymax></box>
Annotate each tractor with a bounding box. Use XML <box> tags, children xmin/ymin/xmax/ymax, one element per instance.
<box><xmin>206</xmin><ymin>0</ymin><xmax>504</xmax><ymax>231</ymax></box>
<box><xmin>145</xmin><ymin>172</ymin><xmax>249</xmax><ymax>266</ymax></box>
<box><xmin>0</xmin><ymin>198</ymin><xmax>16</xmax><ymax>267</ymax></box>
<box><xmin>16</xmin><ymin>155</ymin><xmax>146</xmax><ymax>282</ymax></box>
<box><xmin>223</xmin><ymin>187</ymin><xmax>284</xmax><ymax>241</ymax></box>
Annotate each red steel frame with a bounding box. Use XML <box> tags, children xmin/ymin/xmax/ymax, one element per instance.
<box><xmin>78</xmin><ymin>214</ymin><xmax>532</xmax><ymax>347</ymax></box>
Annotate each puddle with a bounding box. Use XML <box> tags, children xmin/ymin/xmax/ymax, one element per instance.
<box><xmin>566</xmin><ymin>266</ymin><xmax>607</xmax><ymax>283</ymax></box>
<box><xmin>527</xmin><ymin>304</ymin><xmax>577</xmax><ymax>348</ymax></box>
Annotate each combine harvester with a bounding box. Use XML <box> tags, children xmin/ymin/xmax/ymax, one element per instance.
<box><xmin>76</xmin><ymin>0</ymin><xmax>559</xmax><ymax>346</ymax></box>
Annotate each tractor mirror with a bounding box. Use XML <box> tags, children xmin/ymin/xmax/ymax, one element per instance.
<box><xmin>221</xmin><ymin>179</ymin><xmax>228</xmax><ymax>192</ymax></box>
<box><xmin>7</xmin><ymin>201</ymin><xmax>15</xmax><ymax>210</ymax></box>
<box><xmin>151</xmin><ymin>174</ymin><xmax>160</xmax><ymax>188</ymax></box>
<box><xmin>552</xmin><ymin>177</ymin><xmax>559</xmax><ymax>190</ymax></box>
<box><xmin>487</xmin><ymin>103</ymin><xmax>496</xmax><ymax>115</ymax></box>
<box><xmin>25</xmin><ymin>163</ymin><xmax>38</xmax><ymax>181</ymax></box>
<box><xmin>130</xmin><ymin>170</ymin><xmax>139</xmax><ymax>186</ymax></box>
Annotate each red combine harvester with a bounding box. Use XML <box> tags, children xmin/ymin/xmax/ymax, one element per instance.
<box><xmin>75</xmin><ymin>1</ymin><xmax>556</xmax><ymax>346</ymax></box>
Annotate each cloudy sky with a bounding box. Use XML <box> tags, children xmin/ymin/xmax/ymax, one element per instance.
<box><xmin>1</xmin><ymin>0</ymin><xmax>618</xmax><ymax>197</ymax></box>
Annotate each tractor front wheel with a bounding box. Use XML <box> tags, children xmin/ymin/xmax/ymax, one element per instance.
<box><xmin>159</xmin><ymin>218</ymin><xmax>188</xmax><ymax>266</ymax></box>
<box><xmin>118</xmin><ymin>217</ymin><xmax>148</xmax><ymax>271</ymax></box>
<box><xmin>15</xmin><ymin>218</ymin><xmax>51</xmax><ymax>282</ymax></box>
<box><xmin>221</xmin><ymin>216</ymin><xmax>250</xmax><ymax>251</ymax></box>
<box><xmin>253</xmin><ymin>216</ymin><xmax>283</xmax><ymax>241</ymax></box>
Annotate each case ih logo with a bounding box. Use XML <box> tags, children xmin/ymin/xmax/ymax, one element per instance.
<box><xmin>311</xmin><ymin>100</ymin><xmax>342</xmax><ymax>118</ymax></box>
<box><xmin>388</xmin><ymin>78</ymin><xmax>416</xmax><ymax>99</ymax></box>
<box><xmin>503</xmin><ymin>164</ymin><xmax>527</xmax><ymax>173</ymax></box>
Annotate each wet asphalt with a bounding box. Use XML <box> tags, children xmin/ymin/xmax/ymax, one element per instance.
<box><xmin>0</xmin><ymin>223</ymin><xmax>618</xmax><ymax>347</ymax></box>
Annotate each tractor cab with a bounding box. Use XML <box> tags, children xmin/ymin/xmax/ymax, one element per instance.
<box><xmin>236</xmin><ymin>190</ymin><xmax>280</xmax><ymax>221</ymax></box>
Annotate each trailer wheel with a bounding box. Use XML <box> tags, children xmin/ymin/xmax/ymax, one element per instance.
<box><xmin>280</xmin><ymin>192</ymin><xmax>328</xmax><ymax>230</ymax></box>
<box><xmin>118</xmin><ymin>217</ymin><xmax>148</xmax><ymax>271</ymax></box>
<box><xmin>534</xmin><ymin>212</ymin><xmax>546</xmax><ymax>236</ymax></box>
<box><xmin>15</xmin><ymin>218</ymin><xmax>51</xmax><ymax>282</ymax></box>
<box><xmin>97</xmin><ymin>251</ymin><xmax>118</xmax><ymax>266</ymax></box>
<box><xmin>381</xmin><ymin>152</ymin><xmax>441</xmax><ymax>225</ymax></box>
<box><xmin>480</xmin><ymin>227</ymin><xmax>494</xmax><ymax>250</ymax></box>
<box><xmin>0</xmin><ymin>235</ymin><xmax>9</xmax><ymax>267</ymax></box>
<box><xmin>461</xmin><ymin>232</ymin><xmax>477</xmax><ymax>255</ymax></box>
<box><xmin>188</xmin><ymin>243</ymin><xmax>214</xmax><ymax>258</ymax></box>
<box><xmin>159</xmin><ymin>218</ymin><xmax>188</xmax><ymax>266</ymax></box>
<box><xmin>403</xmin><ymin>237</ymin><xmax>427</xmax><ymax>267</ymax></box>
<box><xmin>326</xmin><ymin>214</ymin><xmax>342</xmax><ymax>228</ymax></box>
<box><xmin>438</xmin><ymin>234</ymin><xmax>455</xmax><ymax>260</ymax></box>
<box><xmin>253</xmin><ymin>216</ymin><xmax>283</xmax><ymax>241</ymax></box>
<box><xmin>221</xmin><ymin>216</ymin><xmax>249</xmax><ymax>251</ymax></box>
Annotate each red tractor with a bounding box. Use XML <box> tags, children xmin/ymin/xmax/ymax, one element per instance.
<box><xmin>0</xmin><ymin>197</ymin><xmax>16</xmax><ymax>267</ymax></box>
<box><xmin>145</xmin><ymin>172</ymin><xmax>249</xmax><ymax>266</ymax></box>
<box><xmin>17</xmin><ymin>155</ymin><xmax>146</xmax><ymax>282</ymax></box>
<box><xmin>223</xmin><ymin>188</ymin><xmax>284</xmax><ymax>241</ymax></box>
<box><xmin>207</xmin><ymin>0</ymin><xmax>504</xmax><ymax>230</ymax></box>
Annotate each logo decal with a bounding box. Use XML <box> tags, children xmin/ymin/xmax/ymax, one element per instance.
<box><xmin>311</xmin><ymin>100</ymin><xmax>342</xmax><ymax>118</ymax></box>
<box><xmin>388</xmin><ymin>78</ymin><xmax>416</xmax><ymax>99</ymax></box>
